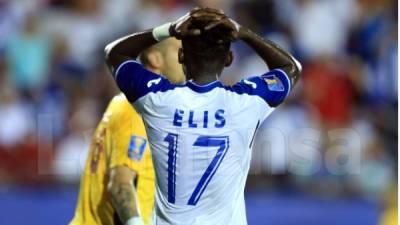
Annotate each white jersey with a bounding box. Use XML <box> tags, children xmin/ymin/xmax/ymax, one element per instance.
<box><xmin>113</xmin><ymin>60</ymin><xmax>291</xmax><ymax>225</ymax></box>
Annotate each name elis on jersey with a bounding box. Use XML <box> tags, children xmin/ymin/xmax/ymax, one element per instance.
<box><xmin>173</xmin><ymin>109</ymin><xmax>226</xmax><ymax>128</ymax></box>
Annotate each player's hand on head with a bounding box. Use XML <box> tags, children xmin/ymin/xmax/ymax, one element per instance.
<box><xmin>190</xmin><ymin>7</ymin><xmax>241</xmax><ymax>43</ymax></box>
<box><xmin>190</xmin><ymin>7</ymin><xmax>225</xmax><ymax>21</ymax></box>
<box><xmin>204</xmin><ymin>16</ymin><xmax>241</xmax><ymax>42</ymax></box>
<box><xmin>170</xmin><ymin>7</ymin><xmax>227</xmax><ymax>40</ymax></box>
<box><xmin>170</xmin><ymin>10</ymin><xmax>203</xmax><ymax>39</ymax></box>
<box><xmin>170</xmin><ymin>12</ymin><xmax>197</xmax><ymax>39</ymax></box>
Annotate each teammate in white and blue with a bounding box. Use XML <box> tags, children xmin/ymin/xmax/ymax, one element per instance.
<box><xmin>105</xmin><ymin>7</ymin><xmax>301</xmax><ymax>225</ymax></box>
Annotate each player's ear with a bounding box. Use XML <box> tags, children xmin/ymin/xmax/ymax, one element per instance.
<box><xmin>224</xmin><ymin>51</ymin><xmax>233</xmax><ymax>67</ymax></box>
<box><xmin>178</xmin><ymin>48</ymin><xmax>184</xmax><ymax>64</ymax></box>
<box><xmin>147</xmin><ymin>51</ymin><xmax>163</xmax><ymax>69</ymax></box>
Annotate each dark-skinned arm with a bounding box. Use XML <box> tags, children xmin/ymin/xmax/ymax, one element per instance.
<box><xmin>104</xmin><ymin>31</ymin><xmax>157</xmax><ymax>74</ymax></box>
<box><xmin>238</xmin><ymin>27</ymin><xmax>302</xmax><ymax>86</ymax></box>
<box><xmin>104</xmin><ymin>8</ymin><xmax>224</xmax><ymax>74</ymax></box>
<box><xmin>204</xmin><ymin>16</ymin><xmax>302</xmax><ymax>86</ymax></box>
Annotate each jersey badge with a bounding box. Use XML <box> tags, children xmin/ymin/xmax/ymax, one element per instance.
<box><xmin>128</xmin><ymin>136</ymin><xmax>147</xmax><ymax>161</ymax></box>
<box><xmin>264</xmin><ymin>75</ymin><xmax>284</xmax><ymax>91</ymax></box>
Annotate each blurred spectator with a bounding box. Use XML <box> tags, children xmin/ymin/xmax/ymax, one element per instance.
<box><xmin>348</xmin><ymin>0</ymin><xmax>398</xmax><ymax>104</ymax></box>
<box><xmin>53</xmin><ymin>96</ymin><xmax>99</xmax><ymax>183</ymax></box>
<box><xmin>43</xmin><ymin>0</ymin><xmax>108</xmax><ymax>71</ymax></box>
<box><xmin>5</xmin><ymin>12</ymin><xmax>52</xmax><ymax>94</ymax></box>
<box><xmin>0</xmin><ymin>84</ymin><xmax>34</xmax><ymax>147</ymax></box>
<box><xmin>353</xmin><ymin>135</ymin><xmax>394</xmax><ymax>199</ymax></box>
<box><xmin>302</xmin><ymin>58</ymin><xmax>356</xmax><ymax>128</ymax></box>
<box><xmin>288</xmin><ymin>0</ymin><xmax>358</xmax><ymax>59</ymax></box>
<box><xmin>0</xmin><ymin>0</ymin><xmax>43</xmax><ymax>52</ymax></box>
<box><xmin>0</xmin><ymin>2</ymin><xmax>21</xmax><ymax>53</ymax></box>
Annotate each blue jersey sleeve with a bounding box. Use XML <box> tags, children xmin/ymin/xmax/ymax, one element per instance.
<box><xmin>113</xmin><ymin>60</ymin><xmax>174</xmax><ymax>102</ymax></box>
<box><xmin>232</xmin><ymin>69</ymin><xmax>291</xmax><ymax>107</ymax></box>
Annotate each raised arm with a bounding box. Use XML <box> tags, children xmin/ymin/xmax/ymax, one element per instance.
<box><xmin>238</xmin><ymin>27</ymin><xmax>302</xmax><ymax>86</ymax></box>
<box><xmin>204</xmin><ymin>16</ymin><xmax>302</xmax><ymax>87</ymax></box>
<box><xmin>104</xmin><ymin>8</ymin><xmax>224</xmax><ymax>74</ymax></box>
<box><xmin>104</xmin><ymin>31</ymin><xmax>156</xmax><ymax>73</ymax></box>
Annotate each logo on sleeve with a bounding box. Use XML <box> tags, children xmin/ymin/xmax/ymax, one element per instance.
<box><xmin>147</xmin><ymin>78</ymin><xmax>162</xmax><ymax>88</ymax></box>
<box><xmin>128</xmin><ymin>136</ymin><xmax>147</xmax><ymax>161</ymax></box>
<box><xmin>264</xmin><ymin>75</ymin><xmax>284</xmax><ymax>91</ymax></box>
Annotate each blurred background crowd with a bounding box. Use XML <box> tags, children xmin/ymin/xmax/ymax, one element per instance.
<box><xmin>0</xmin><ymin>0</ymin><xmax>397</xmax><ymax>225</ymax></box>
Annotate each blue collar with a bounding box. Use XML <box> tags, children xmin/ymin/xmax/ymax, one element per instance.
<box><xmin>185</xmin><ymin>80</ymin><xmax>223</xmax><ymax>93</ymax></box>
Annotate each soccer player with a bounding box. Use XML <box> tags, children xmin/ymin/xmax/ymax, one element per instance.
<box><xmin>69</xmin><ymin>38</ymin><xmax>185</xmax><ymax>225</ymax></box>
<box><xmin>105</xmin><ymin>7</ymin><xmax>301</xmax><ymax>225</ymax></box>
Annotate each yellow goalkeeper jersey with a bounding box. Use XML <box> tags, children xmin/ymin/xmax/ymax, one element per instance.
<box><xmin>69</xmin><ymin>93</ymin><xmax>155</xmax><ymax>225</ymax></box>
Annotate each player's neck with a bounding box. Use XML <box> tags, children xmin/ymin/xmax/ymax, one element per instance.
<box><xmin>191</xmin><ymin>73</ymin><xmax>218</xmax><ymax>85</ymax></box>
